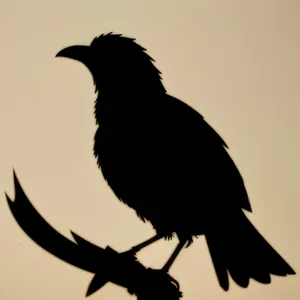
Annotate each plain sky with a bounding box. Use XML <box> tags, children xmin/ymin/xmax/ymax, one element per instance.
<box><xmin>0</xmin><ymin>0</ymin><xmax>299</xmax><ymax>299</ymax></box>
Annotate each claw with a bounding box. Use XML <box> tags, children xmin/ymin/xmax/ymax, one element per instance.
<box><xmin>185</xmin><ymin>237</ymin><xmax>194</xmax><ymax>248</ymax></box>
<box><xmin>120</xmin><ymin>249</ymin><xmax>137</xmax><ymax>260</ymax></box>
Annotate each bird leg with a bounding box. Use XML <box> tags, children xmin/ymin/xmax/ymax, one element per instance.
<box><xmin>123</xmin><ymin>234</ymin><xmax>162</xmax><ymax>255</ymax></box>
<box><xmin>161</xmin><ymin>240</ymin><xmax>187</xmax><ymax>273</ymax></box>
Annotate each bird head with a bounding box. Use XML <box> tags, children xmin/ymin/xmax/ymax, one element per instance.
<box><xmin>56</xmin><ymin>32</ymin><xmax>166</xmax><ymax>94</ymax></box>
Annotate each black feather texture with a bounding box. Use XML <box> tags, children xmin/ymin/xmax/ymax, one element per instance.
<box><xmin>55</xmin><ymin>32</ymin><xmax>296</xmax><ymax>290</ymax></box>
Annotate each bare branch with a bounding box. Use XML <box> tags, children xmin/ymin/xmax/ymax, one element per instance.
<box><xmin>5</xmin><ymin>169</ymin><xmax>182</xmax><ymax>300</ymax></box>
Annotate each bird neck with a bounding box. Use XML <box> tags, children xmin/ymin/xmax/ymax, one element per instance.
<box><xmin>93</xmin><ymin>89</ymin><xmax>165</xmax><ymax>128</ymax></box>
<box><xmin>93</xmin><ymin>92</ymin><xmax>134</xmax><ymax>127</ymax></box>
<box><xmin>93</xmin><ymin>75</ymin><xmax>166</xmax><ymax>94</ymax></box>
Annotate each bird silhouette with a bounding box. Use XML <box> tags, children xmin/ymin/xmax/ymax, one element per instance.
<box><xmin>56</xmin><ymin>32</ymin><xmax>295</xmax><ymax>290</ymax></box>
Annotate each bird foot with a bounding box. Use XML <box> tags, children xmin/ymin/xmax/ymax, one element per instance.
<box><xmin>146</xmin><ymin>268</ymin><xmax>180</xmax><ymax>290</ymax></box>
<box><xmin>120</xmin><ymin>248</ymin><xmax>138</xmax><ymax>259</ymax></box>
<box><xmin>161</xmin><ymin>265</ymin><xmax>170</xmax><ymax>273</ymax></box>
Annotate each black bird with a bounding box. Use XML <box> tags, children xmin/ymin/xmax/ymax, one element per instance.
<box><xmin>56</xmin><ymin>32</ymin><xmax>295</xmax><ymax>290</ymax></box>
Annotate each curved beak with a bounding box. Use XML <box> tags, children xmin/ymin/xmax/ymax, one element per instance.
<box><xmin>55</xmin><ymin>45</ymin><xmax>91</xmax><ymax>65</ymax></box>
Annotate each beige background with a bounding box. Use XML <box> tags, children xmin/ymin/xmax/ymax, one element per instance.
<box><xmin>0</xmin><ymin>0</ymin><xmax>299</xmax><ymax>299</ymax></box>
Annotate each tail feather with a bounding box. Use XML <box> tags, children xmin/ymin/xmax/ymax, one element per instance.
<box><xmin>205</xmin><ymin>210</ymin><xmax>295</xmax><ymax>290</ymax></box>
<box><xmin>206</xmin><ymin>236</ymin><xmax>230</xmax><ymax>290</ymax></box>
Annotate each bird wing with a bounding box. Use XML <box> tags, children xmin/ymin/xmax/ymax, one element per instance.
<box><xmin>136</xmin><ymin>93</ymin><xmax>252</xmax><ymax>213</ymax></box>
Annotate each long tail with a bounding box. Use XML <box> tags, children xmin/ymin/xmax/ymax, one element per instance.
<box><xmin>205</xmin><ymin>209</ymin><xmax>296</xmax><ymax>290</ymax></box>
